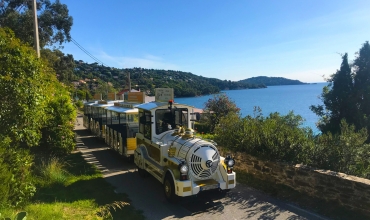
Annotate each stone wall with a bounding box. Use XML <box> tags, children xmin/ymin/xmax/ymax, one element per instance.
<box><xmin>224</xmin><ymin>150</ymin><xmax>370</xmax><ymax>216</ymax></box>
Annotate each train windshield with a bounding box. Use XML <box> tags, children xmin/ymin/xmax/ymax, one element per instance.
<box><xmin>155</xmin><ymin>108</ymin><xmax>188</xmax><ymax>134</ymax></box>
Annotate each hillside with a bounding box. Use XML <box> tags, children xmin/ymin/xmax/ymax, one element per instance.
<box><xmin>72</xmin><ymin>61</ymin><xmax>266</xmax><ymax>97</ymax></box>
<box><xmin>239</xmin><ymin>76</ymin><xmax>306</xmax><ymax>86</ymax></box>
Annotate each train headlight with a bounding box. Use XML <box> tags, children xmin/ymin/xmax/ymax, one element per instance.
<box><xmin>227</xmin><ymin>158</ymin><xmax>235</xmax><ymax>167</ymax></box>
<box><xmin>178</xmin><ymin>162</ymin><xmax>189</xmax><ymax>181</ymax></box>
<box><xmin>179</xmin><ymin>164</ymin><xmax>189</xmax><ymax>174</ymax></box>
<box><xmin>224</xmin><ymin>155</ymin><xmax>235</xmax><ymax>174</ymax></box>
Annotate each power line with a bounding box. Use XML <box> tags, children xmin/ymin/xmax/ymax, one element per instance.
<box><xmin>71</xmin><ymin>37</ymin><xmax>107</xmax><ymax>66</ymax></box>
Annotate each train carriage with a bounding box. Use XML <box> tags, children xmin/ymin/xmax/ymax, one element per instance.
<box><xmin>83</xmin><ymin>101</ymin><xmax>98</xmax><ymax>129</ymax></box>
<box><xmin>89</xmin><ymin>101</ymin><xmax>118</xmax><ymax>138</ymax></box>
<box><xmin>104</xmin><ymin>103</ymin><xmax>139</xmax><ymax>158</ymax></box>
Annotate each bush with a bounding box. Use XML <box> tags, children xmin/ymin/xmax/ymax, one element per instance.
<box><xmin>215</xmin><ymin>108</ymin><xmax>370</xmax><ymax>178</ymax></box>
<box><xmin>310</xmin><ymin>120</ymin><xmax>370</xmax><ymax>178</ymax></box>
<box><xmin>40</xmin><ymin>88</ymin><xmax>76</xmax><ymax>155</ymax></box>
<box><xmin>0</xmin><ymin>28</ymin><xmax>50</xmax><ymax>147</ymax></box>
<box><xmin>203</xmin><ymin>93</ymin><xmax>240</xmax><ymax>132</ymax></box>
<box><xmin>74</xmin><ymin>100</ymin><xmax>84</xmax><ymax>110</ymax></box>
<box><xmin>215</xmin><ymin>110</ymin><xmax>314</xmax><ymax>164</ymax></box>
<box><xmin>194</xmin><ymin>122</ymin><xmax>211</xmax><ymax>133</ymax></box>
<box><xmin>0</xmin><ymin>137</ymin><xmax>36</xmax><ymax>208</ymax></box>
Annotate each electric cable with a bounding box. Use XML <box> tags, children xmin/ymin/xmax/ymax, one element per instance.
<box><xmin>71</xmin><ymin>37</ymin><xmax>107</xmax><ymax>67</ymax></box>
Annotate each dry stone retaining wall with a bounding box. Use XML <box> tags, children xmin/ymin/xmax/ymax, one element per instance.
<box><xmin>224</xmin><ymin>151</ymin><xmax>370</xmax><ymax>216</ymax></box>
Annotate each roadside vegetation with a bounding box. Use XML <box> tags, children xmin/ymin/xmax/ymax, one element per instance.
<box><xmin>0</xmin><ymin>1</ymin><xmax>145</xmax><ymax>218</ymax></box>
<box><xmin>201</xmin><ymin>42</ymin><xmax>370</xmax><ymax>179</ymax></box>
<box><xmin>0</xmin><ymin>28</ymin><xmax>144</xmax><ymax>219</ymax></box>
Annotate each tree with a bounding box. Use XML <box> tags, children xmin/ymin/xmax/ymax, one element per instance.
<box><xmin>0</xmin><ymin>0</ymin><xmax>73</xmax><ymax>47</ymax></box>
<box><xmin>310</xmin><ymin>53</ymin><xmax>355</xmax><ymax>134</ymax></box>
<box><xmin>353</xmin><ymin>41</ymin><xmax>370</xmax><ymax>129</ymax></box>
<box><xmin>0</xmin><ymin>28</ymin><xmax>50</xmax><ymax>146</ymax></box>
<box><xmin>202</xmin><ymin>93</ymin><xmax>240</xmax><ymax>132</ymax></box>
<box><xmin>41</xmin><ymin>48</ymin><xmax>75</xmax><ymax>83</ymax></box>
<box><xmin>95</xmin><ymin>80</ymin><xmax>116</xmax><ymax>100</ymax></box>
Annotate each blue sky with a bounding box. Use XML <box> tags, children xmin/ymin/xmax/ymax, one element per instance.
<box><xmin>60</xmin><ymin>0</ymin><xmax>370</xmax><ymax>83</ymax></box>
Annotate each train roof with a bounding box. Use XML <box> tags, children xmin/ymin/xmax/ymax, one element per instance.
<box><xmin>91</xmin><ymin>103</ymin><xmax>114</xmax><ymax>107</ymax></box>
<box><xmin>84</xmin><ymin>101</ymin><xmax>98</xmax><ymax>106</ymax></box>
<box><xmin>105</xmin><ymin>106</ymin><xmax>138</xmax><ymax>114</ymax></box>
<box><xmin>136</xmin><ymin>101</ymin><xmax>195</xmax><ymax>111</ymax></box>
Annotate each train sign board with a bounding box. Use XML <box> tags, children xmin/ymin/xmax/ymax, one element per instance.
<box><xmin>155</xmin><ymin>88</ymin><xmax>174</xmax><ymax>102</ymax></box>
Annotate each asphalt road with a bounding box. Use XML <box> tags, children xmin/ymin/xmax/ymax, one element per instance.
<box><xmin>74</xmin><ymin>116</ymin><xmax>328</xmax><ymax>220</ymax></box>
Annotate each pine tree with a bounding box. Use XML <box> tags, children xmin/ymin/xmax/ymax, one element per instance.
<box><xmin>353</xmin><ymin>41</ymin><xmax>370</xmax><ymax>130</ymax></box>
<box><xmin>310</xmin><ymin>53</ymin><xmax>354</xmax><ymax>134</ymax></box>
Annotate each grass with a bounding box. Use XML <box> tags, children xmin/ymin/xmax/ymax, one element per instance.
<box><xmin>236</xmin><ymin>168</ymin><xmax>369</xmax><ymax>220</ymax></box>
<box><xmin>38</xmin><ymin>157</ymin><xmax>70</xmax><ymax>186</ymax></box>
<box><xmin>1</xmin><ymin>152</ymin><xmax>145</xmax><ymax>220</ymax></box>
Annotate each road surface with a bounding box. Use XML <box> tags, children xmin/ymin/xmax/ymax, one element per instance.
<box><xmin>74</xmin><ymin>116</ymin><xmax>328</xmax><ymax>220</ymax></box>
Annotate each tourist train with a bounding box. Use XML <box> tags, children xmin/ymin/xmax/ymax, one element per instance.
<box><xmin>83</xmin><ymin>88</ymin><xmax>236</xmax><ymax>201</ymax></box>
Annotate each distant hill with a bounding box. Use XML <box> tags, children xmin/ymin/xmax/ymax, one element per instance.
<box><xmin>239</xmin><ymin>76</ymin><xmax>307</xmax><ymax>86</ymax></box>
<box><xmin>72</xmin><ymin>62</ymin><xmax>266</xmax><ymax>97</ymax></box>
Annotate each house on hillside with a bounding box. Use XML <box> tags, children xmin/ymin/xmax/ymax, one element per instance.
<box><xmin>116</xmin><ymin>88</ymin><xmax>140</xmax><ymax>100</ymax></box>
<box><xmin>72</xmin><ymin>81</ymin><xmax>80</xmax><ymax>88</ymax></box>
<box><xmin>116</xmin><ymin>88</ymin><xmax>155</xmax><ymax>103</ymax></box>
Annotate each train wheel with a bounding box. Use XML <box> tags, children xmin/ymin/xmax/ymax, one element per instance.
<box><xmin>164</xmin><ymin>174</ymin><xmax>178</xmax><ymax>203</ymax></box>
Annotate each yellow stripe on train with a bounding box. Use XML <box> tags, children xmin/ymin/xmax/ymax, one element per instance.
<box><xmin>127</xmin><ymin>138</ymin><xmax>137</xmax><ymax>150</ymax></box>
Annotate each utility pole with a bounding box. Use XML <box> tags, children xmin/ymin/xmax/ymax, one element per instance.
<box><xmin>128</xmin><ymin>72</ymin><xmax>131</xmax><ymax>91</ymax></box>
<box><xmin>32</xmin><ymin>0</ymin><xmax>40</xmax><ymax>58</ymax></box>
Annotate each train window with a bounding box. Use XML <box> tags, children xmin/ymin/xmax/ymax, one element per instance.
<box><xmin>134</xmin><ymin>114</ymin><xmax>138</xmax><ymax>122</ymax></box>
<box><xmin>139</xmin><ymin>110</ymin><xmax>152</xmax><ymax>139</ymax></box>
<box><xmin>154</xmin><ymin>108</ymin><xmax>188</xmax><ymax>134</ymax></box>
<box><xmin>121</xmin><ymin>114</ymin><xmax>127</xmax><ymax>123</ymax></box>
<box><xmin>99</xmin><ymin>108</ymin><xmax>104</xmax><ymax>119</ymax></box>
<box><xmin>112</xmin><ymin>112</ymin><xmax>119</xmax><ymax>124</ymax></box>
<box><xmin>94</xmin><ymin>107</ymin><xmax>99</xmax><ymax>119</ymax></box>
<box><xmin>174</xmin><ymin>108</ymin><xmax>188</xmax><ymax>127</ymax></box>
<box><xmin>102</xmin><ymin>109</ymin><xmax>107</xmax><ymax>124</ymax></box>
<box><xmin>118</xmin><ymin>114</ymin><xmax>125</xmax><ymax>124</ymax></box>
<box><xmin>107</xmin><ymin>110</ymin><xmax>112</xmax><ymax>125</ymax></box>
<box><xmin>155</xmin><ymin>109</ymin><xmax>171</xmax><ymax>134</ymax></box>
<box><xmin>92</xmin><ymin>107</ymin><xmax>96</xmax><ymax>118</ymax></box>
<box><xmin>130</xmin><ymin>114</ymin><xmax>138</xmax><ymax>122</ymax></box>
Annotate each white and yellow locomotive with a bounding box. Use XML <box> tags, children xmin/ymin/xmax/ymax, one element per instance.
<box><xmin>134</xmin><ymin>95</ymin><xmax>236</xmax><ymax>202</ymax></box>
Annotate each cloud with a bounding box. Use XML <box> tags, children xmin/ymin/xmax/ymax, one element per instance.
<box><xmin>98</xmin><ymin>52</ymin><xmax>179</xmax><ymax>70</ymax></box>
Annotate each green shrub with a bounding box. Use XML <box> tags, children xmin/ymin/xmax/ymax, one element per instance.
<box><xmin>0</xmin><ymin>137</ymin><xmax>36</xmax><ymax>208</ymax></box>
<box><xmin>215</xmin><ymin>110</ymin><xmax>314</xmax><ymax>164</ymax></box>
<box><xmin>194</xmin><ymin>122</ymin><xmax>211</xmax><ymax>134</ymax></box>
<box><xmin>40</xmin><ymin>89</ymin><xmax>76</xmax><ymax>155</ymax></box>
<box><xmin>0</xmin><ymin>28</ymin><xmax>50</xmax><ymax>147</ymax></box>
<box><xmin>215</xmin><ymin>109</ymin><xmax>370</xmax><ymax>178</ymax></box>
<box><xmin>310</xmin><ymin>120</ymin><xmax>370</xmax><ymax>178</ymax></box>
<box><xmin>197</xmin><ymin>133</ymin><xmax>216</xmax><ymax>140</ymax></box>
<box><xmin>202</xmin><ymin>94</ymin><xmax>240</xmax><ymax>132</ymax></box>
<box><xmin>74</xmin><ymin>100</ymin><xmax>84</xmax><ymax>109</ymax></box>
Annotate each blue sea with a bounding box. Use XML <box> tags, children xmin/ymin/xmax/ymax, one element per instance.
<box><xmin>175</xmin><ymin>83</ymin><xmax>328</xmax><ymax>134</ymax></box>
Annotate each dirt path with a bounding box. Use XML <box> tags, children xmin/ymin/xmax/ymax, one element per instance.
<box><xmin>74</xmin><ymin>115</ymin><xmax>328</xmax><ymax>220</ymax></box>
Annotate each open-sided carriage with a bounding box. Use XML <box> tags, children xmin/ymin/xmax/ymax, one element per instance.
<box><xmin>89</xmin><ymin>101</ymin><xmax>119</xmax><ymax>138</ymax></box>
<box><xmin>82</xmin><ymin>101</ymin><xmax>98</xmax><ymax>129</ymax></box>
<box><xmin>104</xmin><ymin>102</ymin><xmax>139</xmax><ymax>158</ymax></box>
